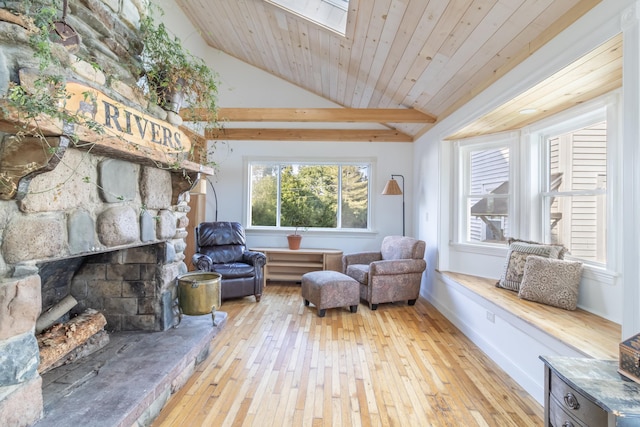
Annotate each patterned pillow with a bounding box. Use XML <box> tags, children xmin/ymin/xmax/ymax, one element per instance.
<box><xmin>496</xmin><ymin>241</ymin><xmax>565</xmax><ymax>291</ymax></box>
<box><xmin>507</xmin><ymin>238</ymin><xmax>568</xmax><ymax>259</ymax></box>
<box><xmin>518</xmin><ymin>255</ymin><xmax>583</xmax><ymax>310</ymax></box>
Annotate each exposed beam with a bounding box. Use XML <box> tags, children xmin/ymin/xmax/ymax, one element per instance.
<box><xmin>183</xmin><ymin>108</ymin><xmax>436</xmax><ymax>123</ymax></box>
<box><xmin>205</xmin><ymin>128</ymin><xmax>414</xmax><ymax>142</ymax></box>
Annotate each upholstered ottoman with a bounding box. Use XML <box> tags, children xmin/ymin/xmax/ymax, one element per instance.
<box><xmin>301</xmin><ymin>271</ymin><xmax>359</xmax><ymax>317</ymax></box>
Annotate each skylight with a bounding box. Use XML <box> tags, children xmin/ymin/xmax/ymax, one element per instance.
<box><xmin>265</xmin><ymin>0</ymin><xmax>349</xmax><ymax>35</ymax></box>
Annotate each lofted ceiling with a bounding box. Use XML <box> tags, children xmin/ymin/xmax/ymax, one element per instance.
<box><xmin>447</xmin><ymin>33</ymin><xmax>622</xmax><ymax>140</ymax></box>
<box><xmin>176</xmin><ymin>0</ymin><xmax>612</xmax><ymax>142</ymax></box>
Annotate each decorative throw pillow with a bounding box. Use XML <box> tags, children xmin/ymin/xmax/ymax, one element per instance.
<box><xmin>496</xmin><ymin>240</ymin><xmax>566</xmax><ymax>292</ymax></box>
<box><xmin>518</xmin><ymin>255</ymin><xmax>583</xmax><ymax>310</ymax></box>
<box><xmin>507</xmin><ymin>238</ymin><xmax>568</xmax><ymax>259</ymax></box>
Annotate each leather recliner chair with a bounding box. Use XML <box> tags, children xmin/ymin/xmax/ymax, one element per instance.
<box><xmin>192</xmin><ymin>221</ymin><xmax>266</xmax><ymax>302</ymax></box>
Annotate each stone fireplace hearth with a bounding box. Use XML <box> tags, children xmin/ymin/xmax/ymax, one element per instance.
<box><xmin>34</xmin><ymin>312</ymin><xmax>227</xmax><ymax>427</ymax></box>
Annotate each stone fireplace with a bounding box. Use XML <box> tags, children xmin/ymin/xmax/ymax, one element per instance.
<box><xmin>0</xmin><ymin>145</ymin><xmax>212</xmax><ymax>426</ymax></box>
<box><xmin>2</xmin><ymin>147</ymin><xmax>192</xmax><ymax>328</ymax></box>
<box><xmin>0</xmin><ymin>1</ymin><xmax>220</xmax><ymax>425</ymax></box>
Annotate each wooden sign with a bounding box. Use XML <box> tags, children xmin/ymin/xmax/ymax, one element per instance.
<box><xmin>64</xmin><ymin>82</ymin><xmax>192</xmax><ymax>154</ymax></box>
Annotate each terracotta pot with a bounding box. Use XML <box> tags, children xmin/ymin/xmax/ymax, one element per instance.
<box><xmin>287</xmin><ymin>234</ymin><xmax>302</xmax><ymax>250</ymax></box>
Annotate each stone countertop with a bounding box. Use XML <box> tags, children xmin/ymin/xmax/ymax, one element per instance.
<box><xmin>540</xmin><ymin>355</ymin><xmax>640</xmax><ymax>416</ymax></box>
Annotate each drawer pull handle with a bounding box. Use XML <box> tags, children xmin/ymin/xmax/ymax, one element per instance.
<box><xmin>562</xmin><ymin>422</ymin><xmax>574</xmax><ymax>427</ymax></box>
<box><xmin>564</xmin><ymin>392</ymin><xmax>580</xmax><ymax>410</ymax></box>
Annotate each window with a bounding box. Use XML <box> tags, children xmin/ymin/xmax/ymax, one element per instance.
<box><xmin>249</xmin><ymin>161</ymin><xmax>370</xmax><ymax>230</ymax></box>
<box><xmin>264</xmin><ymin>0</ymin><xmax>349</xmax><ymax>35</ymax></box>
<box><xmin>453</xmin><ymin>96</ymin><xmax>615</xmax><ymax>268</ymax></box>
<box><xmin>542</xmin><ymin>121</ymin><xmax>607</xmax><ymax>264</ymax></box>
<box><xmin>458</xmin><ymin>140</ymin><xmax>511</xmax><ymax>244</ymax></box>
<box><xmin>323</xmin><ymin>0</ymin><xmax>349</xmax><ymax>11</ymax></box>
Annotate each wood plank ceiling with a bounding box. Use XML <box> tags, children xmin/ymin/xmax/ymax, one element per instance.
<box><xmin>175</xmin><ymin>0</ymin><xmax>610</xmax><ymax>142</ymax></box>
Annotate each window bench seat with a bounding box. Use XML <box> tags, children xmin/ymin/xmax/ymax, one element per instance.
<box><xmin>439</xmin><ymin>271</ymin><xmax>620</xmax><ymax>359</ymax></box>
<box><xmin>429</xmin><ymin>271</ymin><xmax>621</xmax><ymax>403</ymax></box>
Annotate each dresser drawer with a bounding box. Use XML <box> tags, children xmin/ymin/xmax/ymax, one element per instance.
<box><xmin>549</xmin><ymin>395</ymin><xmax>587</xmax><ymax>427</ymax></box>
<box><xmin>550</xmin><ymin>372</ymin><xmax>607</xmax><ymax>426</ymax></box>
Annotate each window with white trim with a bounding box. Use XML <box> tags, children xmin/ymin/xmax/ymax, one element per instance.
<box><xmin>454</xmin><ymin>96</ymin><xmax>616</xmax><ymax>268</ymax></box>
<box><xmin>248</xmin><ymin>161</ymin><xmax>370</xmax><ymax>231</ymax></box>
<box><xmin>543</xmin><ymin>121</ymin><xmax>607</xmax><ymax>264</ymax></box>
<box><xmin>457</xmin><ymin>137</ymin><xmax>512</xmax><ymax>244</ymax></box>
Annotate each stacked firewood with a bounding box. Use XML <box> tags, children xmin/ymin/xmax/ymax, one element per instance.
<box><xmin>35</xmin><ymin>296</ymin><xmax>109</xmax><ymax>374</ymax></box>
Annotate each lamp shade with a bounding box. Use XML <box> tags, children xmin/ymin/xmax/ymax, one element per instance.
<box><xmin>382</xmin><ymin>178</ymin><xmax>403</xmax><ymax>195</ymax></box>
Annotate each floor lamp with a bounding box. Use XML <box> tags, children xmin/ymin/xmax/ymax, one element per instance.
<box><xmin>381</xmin><ymin>174</ymin><xmax>405</xmax><ymax>236</ymax></box>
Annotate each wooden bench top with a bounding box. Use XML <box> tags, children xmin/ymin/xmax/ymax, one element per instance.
<box><xmin>439</xmin><ymin>271</ymin><xmax>621</xmax><ymax>360</ymax></box>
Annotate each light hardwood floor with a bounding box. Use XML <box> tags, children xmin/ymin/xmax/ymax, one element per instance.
<box><xmin>152</xmin><ymin>283</ymin><xmax>543</xmax><ymax>426</ymax></box>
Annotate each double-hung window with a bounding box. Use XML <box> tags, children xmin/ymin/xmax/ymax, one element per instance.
<box><xmin>457</xmin><ymin>136</ymin><xmax>512</xmax><ymax>244</ymax></box>
<box><xmin>537</xmin><ymin>114</ymin><xmax>608</xmax><ymax>265</ymax></box>
<box><xmin>454</xmin><ymin>95</ymin><xmax>616</xmax><ymax>270</ymax></box>
<box><xmin>248</xmin><ymin>161</ymin><xmax>371</xmax><ymax>231</ymax></box>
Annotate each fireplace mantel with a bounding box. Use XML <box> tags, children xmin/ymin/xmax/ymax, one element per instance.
<box><xmin>0</xmin><ymin>80</ymin><xmax>214</xmax><ymax>201</ymax></box>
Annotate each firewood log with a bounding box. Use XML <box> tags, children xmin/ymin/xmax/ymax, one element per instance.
<box><xmin>37</xmin><ymin>309</ymin><xmax>107</xmax><ymax>374</ymax></box>
<box><xmin>36</xmin><ymin>295</ymin><xmax>78</xmax><ymax>334</ymax></box>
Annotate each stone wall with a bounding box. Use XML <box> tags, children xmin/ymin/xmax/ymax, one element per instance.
<box><xmin>0</xmin><ymin>1</ymin><xmax>202</xmax><ymax>425</ymax></box>
<box><xmin>0</xmin><ymin>0</ymin><xmax>155</xmax><ymax>115</ymax></box>
<box><xmin>0</xmin><ymin>146</ymin><xmax>193</xmax><ymax>425</ymax></box>
<box><xmin>0</xmin><ymin>275</ymin><xmax>43</xmax><ymax>426</ymax></box>
<box><xmin>1</xmin><ymin>148</ymin><xmax>186</xmax><ymax>266</ymax></box>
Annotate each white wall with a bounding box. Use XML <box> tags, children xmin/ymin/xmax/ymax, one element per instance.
<box><xmin>621</xmin><ymin>0</ymin><xmax>640</xmax><ymax>343</ymax></box>
<box><xmin>154</xmin><ymin>0</ymin><xmax>414</xmax><ymax>254</ymax></box>
<box><xmin>413</xmin><ymin>0</ymin><xmax>640</xmax><ymax>403</ymax></box>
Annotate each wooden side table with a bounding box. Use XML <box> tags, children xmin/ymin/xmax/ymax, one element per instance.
<box><xmin>250</xmin><ymin>247</ymin><xmax>343</xmax><ymax>285</ymax></box>
<box><xmin>540</xmin><ymin>355</ymin><xmax>640</xmax><ymax>426</ymax></box>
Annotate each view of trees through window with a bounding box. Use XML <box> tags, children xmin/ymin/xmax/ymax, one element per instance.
<box><xmin>250</xmin><ymin>162</ymin><xmax>370</xmax><ymax>230</ymax></box>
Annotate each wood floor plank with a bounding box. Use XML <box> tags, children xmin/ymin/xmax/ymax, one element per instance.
<box><xmin>152</xmin><ymin>283</ymin><xmax>543</xmax><ymax>426</ymax></box>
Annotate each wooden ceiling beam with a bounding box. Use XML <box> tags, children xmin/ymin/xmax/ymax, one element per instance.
<box><xmin>205</xmin><ymin>128</ymin><xmax>414</xmax><ymax>142</ymax></box>
<box><xmin>183</xmin><ymin>108</ymin><xmax>436</xmax><ymax>123</ymax></box>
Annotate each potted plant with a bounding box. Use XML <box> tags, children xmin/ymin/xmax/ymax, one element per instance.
<box><xmin>138</xmin><ymin>7</ymin><xmax>219</xmax><ymax>125</ymax></box>
<box><xmin>284</xmin><ymin>203</ymin><xmax>311</xmax><ymax>250</ymax></box>
<box><xmin>286</xmin><ymin>224</ymin><xmax>304</xmax><ymax>250</ymax></box>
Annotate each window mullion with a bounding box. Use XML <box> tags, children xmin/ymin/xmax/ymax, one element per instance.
<box><xmin>337</xmin><ymin>165</ymin><xmax>342</xmax><ymax>228</ymax></box>
<box><xmin>543</xmin><ymin>189</ymin><xmax>607</xmax><ymax>197</ymax></box>
<box><xmin>276</xmin><ymin>164</ymin><xmax>282</xmax><ymax>228</ymax></box>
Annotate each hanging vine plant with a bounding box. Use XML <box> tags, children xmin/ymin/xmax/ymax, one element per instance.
<box><xmin>138</xmin><ymin>5</ymin><xmax>220</xmax><ymax>127</ymax></box>
<box><xmin>3</xmin><ymin>0</ymin><xmax>104</xmax><ymax>142</ymax></box>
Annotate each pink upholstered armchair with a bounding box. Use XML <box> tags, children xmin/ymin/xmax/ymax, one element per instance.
<box><xmin>342</xmin><ymin>236</ymin><xmax>426</xmax><ymax>310</ymax></box>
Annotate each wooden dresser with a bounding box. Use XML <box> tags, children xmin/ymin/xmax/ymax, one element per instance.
<box><xmin>540</xmin><ymin>356</ymin><xmax>640</xmax><ymax>427</ymax></box>
<box><xmin>250</xmin><ymin>247</ymin><xmax>343</xmax><ymax>284</ymax></box>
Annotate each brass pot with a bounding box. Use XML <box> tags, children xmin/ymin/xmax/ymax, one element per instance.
<box><xmin>177</xmin><ymin>271</ymin><xmax>221</xmax><ymax>316</ymax></box>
